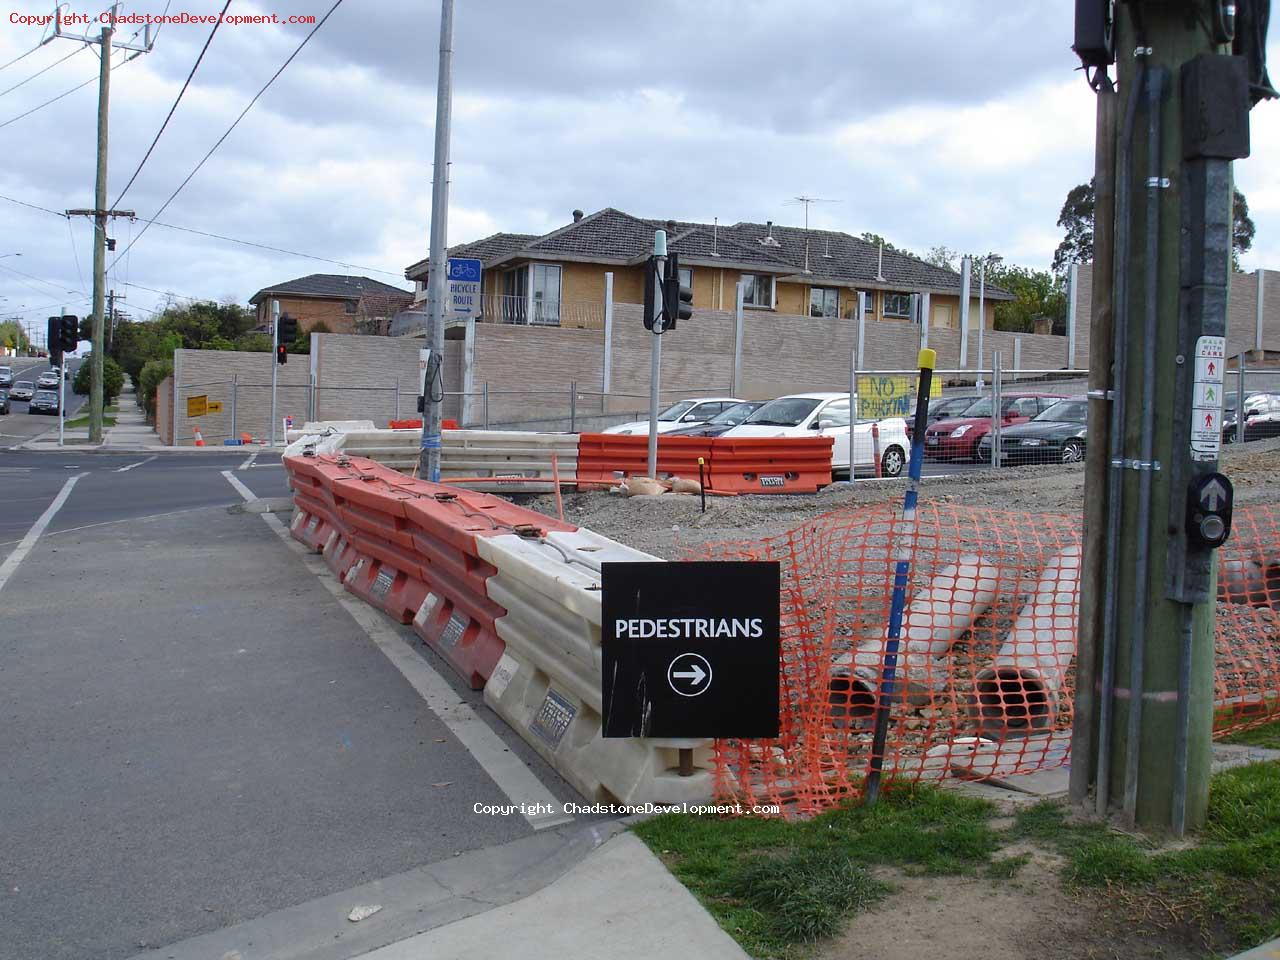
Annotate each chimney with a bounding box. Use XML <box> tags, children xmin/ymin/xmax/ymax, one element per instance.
<box><xmin>666</xmin><ymin>219</ymin><xmax>677</xmax><ymax>233</ymax></box>
<box><xmin>572</xmin><ymin>209</ymin><xmax>583</xmax><ymax>222</ymax></box>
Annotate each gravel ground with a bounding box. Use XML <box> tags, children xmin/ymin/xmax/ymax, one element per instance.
<box><xmin>519</xmin><ymin>436</ymin><xmax>1280</xmax><ymax>558</ymax></box>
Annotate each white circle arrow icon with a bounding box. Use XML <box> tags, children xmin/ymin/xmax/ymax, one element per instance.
<box><xmin>668</xmin><ymin>653</ymin><xmax>713</xmax><ymax>697</ymax></box>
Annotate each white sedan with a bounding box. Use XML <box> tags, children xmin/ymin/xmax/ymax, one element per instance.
<box><xmin>36</xmin><ymin>370</ymin><xmax>60</xmax><ymax>388</ymax></box>
<box><xmin>720</xmin><ymin>392</ymin><xmax>909</xmax><ymax>477</ymax></box>
<box><xmin>603</xmin><ymin>397</ymin><xmax>744</xmax><ymax>435</ymax></box>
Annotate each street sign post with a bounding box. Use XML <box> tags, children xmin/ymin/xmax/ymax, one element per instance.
<box><xmin>601</xmin><ymin>561</ymin><xmax>780</xmax><ymax>739</ymax></box>
<box><xmin>447</xmin><ymin>257</ymin><xmax>482</xmax><ymax>322</ymax></box>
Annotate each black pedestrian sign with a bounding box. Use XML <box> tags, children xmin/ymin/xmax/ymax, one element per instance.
<box><xmin>601</xmin><ymin>561</ymin><xmax>780</xmax><ymax>738</ymax></box>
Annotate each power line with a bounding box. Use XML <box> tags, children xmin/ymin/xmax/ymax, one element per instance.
<box><xmin>66</xmin><ymin>217</ymin><xmax>86</xmax><ymax>292</ymax></box>
<box><xmin>109</xmin><ymin>0</ymin><xmax>346</xmax><ymax>272</ymax></box>
<box><xmin>0</xmin><ymin>260</ymin><xmax>86</xmax><ymax>298</ymax></box>
<box><xmin>112</xmin><ymin>0</ymin><xmax>233</xmax><ymax>208</ymax></box>
<box><xmin>0</xmin><ymin>43</ymin><xmax>87</xmax><ymax>99</ymax></box>
<box><xmin>0</xmin><ymin>48</ymin><xmax>132</xmax><ymax>131</ymax></box>
<box><xmin>0</xmin><ymin>42</ymin><xmax>43</xmax><ymax>75</ymax></box>
<box><xmin>0</xmin><ymin>192</ymin><xmax>403</xmax><ymax>279</ymax></box>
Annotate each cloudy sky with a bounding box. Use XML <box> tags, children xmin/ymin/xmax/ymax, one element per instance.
<box><xmin>1</xmin><ymin>0</ymin><xmax>1279</xmax><ymax>333</ymax></box>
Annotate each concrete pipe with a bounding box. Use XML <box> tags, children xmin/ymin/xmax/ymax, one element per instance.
<box><xmin>974</xmin><ymin>546</ymin><xmax>1082</xmax><ymax>733</ymax></box>
<box><xmin>829</xmin><ymin>556</ymin><xmax>1001</xmax><ymax>722</ymax></box>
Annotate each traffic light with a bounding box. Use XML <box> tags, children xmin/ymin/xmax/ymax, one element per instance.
<box><xmin>60</xmin><ymin>315</ymin><xmax>79</xmax><ymax>352</ymax></box>
<box><xmin>276</xmin><ymin>313</ymin><xmax>298</xmax><ymax>364</ymax></box>
<box><xmin>47</xmin><ymin>317</ymin><xmax>62</xmax><ymax>365</ymax></box>
<box><xmin>642</xmin><ymin>255</ymin><xmax>660</xmax><ymax>332</ymax></box>
<box><xmin>663</xmin><ymin>254</ymin><xmax>693</xmax><ymax>330</ymax></box>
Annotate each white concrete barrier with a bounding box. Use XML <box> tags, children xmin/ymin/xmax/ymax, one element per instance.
<box><xmin>476</xmin><ymin>529</ymin><xmax>715</xmax><ymax>805</ymax></box>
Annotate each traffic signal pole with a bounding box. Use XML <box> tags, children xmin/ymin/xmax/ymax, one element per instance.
<box><xmin>1074</xmin><ymin>1</ymin><xmax>1255</xmax><ymax>833</ymax></box>
<box><xmin>647</xmin><ymin>230</ymin><xmax>667</xmax><ymax>479</ymax></box>
<box><xmin>270</xmin><ymin>299</ymin><xmax>279</xmax><ymax>447</ymax></box>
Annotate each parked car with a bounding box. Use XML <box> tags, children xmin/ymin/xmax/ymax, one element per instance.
<box><xmin>36</xmin><ymin>370</ymin><xmax>60</xmax><ymax>389</ymax></box>
<box><xmin>0</xmin><ymin>366</ymin><xmax>12</xmax><ymax>388</ymax></box>
<box><xmin>665</xmin><ymin>400</ymin><xmax>766</xmax><ymax>437</ymax></box>
<box><xmin>720</xmin><ymin>392</ymin><xmax>910</xmax><ymax>477</ymax></box>
<box><xmin>923</xmin><ymin>392</ymin><xmax>1067</xmax><ymax>461</ymax></box>
<box><xmin>977</xmin><ymin>396</ymin><xmax>1088</xmax><ymax>465</ymax></box>
<box><xmin>1222</xmin><ymin>392</ymin><xmax>1280</xmax><ymax>443</ymax></box>
<box><xmin>0</xmin><ymin>388</ymin><xmax>9</xmax><ymax>415</ymax></box>
<box><xmin>10</xmin><ymin>380</ymin><xmax>34</xmax><ymax>401</ymax></box>
<box><xmin>904</xmin><ymin>393</ymin><xmax>981</xmax><ymax>440</ymax></box>
<box><xmin>603</xmin><ymin>397</ymin><xmax>744</xmax><ymax>435</ymax></box>
<box><xmin>29</xmin><ymin>389</ymin><xmax>61</xmax><ymax>415</ymax></box>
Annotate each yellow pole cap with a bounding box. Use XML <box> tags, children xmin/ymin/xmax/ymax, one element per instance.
<box><xmin>918</xmin><ymin>348</ymin><xmax>937</xmax><ymax>370</ymax></box>
<box><xmin>697</xmin><ymin>457</ymin><xmax>705</xmax><ymax>465</ymax></box>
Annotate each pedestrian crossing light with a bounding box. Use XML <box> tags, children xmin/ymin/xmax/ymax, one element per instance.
<box><xmin>276</xmin><ymin>313</ymin><xmax>299</xmax><ymax>363</ymax></box>
<box><xmin>642</xmin><ymin>255</ymin><xmax>662</xmax><ymax>332</ymax></box>
<box><xmin>47</xmin><ymin>316</ymin><xmax>62</xmax><ymax>365</ymax></box>
<box><xmin>663</xmin><ymin>254</ymin><xmax>693</xmax><ymax>330</ymax></box>
<box><xmin>60</xmin><ymin>315</ymin><xmax>79</xmax><ymax>352</ymax></box>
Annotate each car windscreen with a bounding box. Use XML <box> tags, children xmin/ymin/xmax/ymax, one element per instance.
<box><xmin>741</xmin><ymin>397</ymin><xmax>822</xmax><ymax>427</ymax></box>
<box><xmin>707</xmin><ymin>402</ymin><xmax>760</xmax><ymax>426</ymax></box>
<box><xmin>657</xmin><ymin>400</ymin><xmax>696</xmax><ymax>422</ymax></box>
<box><xmin>957</xmin><ymin>396</ymin><xmax>1023</xmax><ymax>418</ymax></box>
<box><xmin>1035</xmin><ymin>399</ymin><xmax>1087</xmax><ymax>423</ymax></box>
<box><xmin>35</xmin><ymin>391</ymin><xmax>57</xmax><ymax>401</ymax></box>
<box><xmin>16</xmin><ymin>381</ymin><xmax>32</xmax><ymax>389</ymax></box>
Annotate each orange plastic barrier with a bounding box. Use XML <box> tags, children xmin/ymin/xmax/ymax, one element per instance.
<box><xmin>283</xmin><ymin>453</ymin><xmax>577</xmax><ymax>689</ymax></box>
<box><xmin>575</xmin><ymin>434</ymin><xmax>714</xmax><ymax>487</ymax></box>
<box><xmin>385</xmin><ymin>418</ymin><xmax>458</xmax><ymax>429</ymax></box>
<box><xmin>706</xmin><ymin>436</ymin><xmax>834</xmax><ymax>494</ymax></box>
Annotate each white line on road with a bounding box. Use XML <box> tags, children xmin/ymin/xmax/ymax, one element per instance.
<box><xmin>220</xmin><ymin>469</ymin><xmax>258</xmax><ymax>502</ymax></box>
<box><xmin>0</xmin><ymin>473</ymin><xmax>85</xmax><ymax>595</ymax></box>
<box><xmin>238</xmin><ymin>451</ymin><xmax>259</xmax><ymax>471</ymax></box>
<box><xmin>116</xmin><ymin>455</ymin><xmax>157</xmax><ymax>473</ymax></box>
<box><xmin>221</xmin><ymin>472</ymin><xmax>573</xmax><ymax>831</ymax></box>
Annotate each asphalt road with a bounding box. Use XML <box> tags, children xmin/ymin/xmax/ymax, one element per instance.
<box><xmin>1</xmin><ymin>356</ymin><xmax>87</xmax><ymax>448</ymax></box>
<box><xmin>0</xmin><ymin>450</ymin><xmax>595</xmax><ymax>960</ymax></box>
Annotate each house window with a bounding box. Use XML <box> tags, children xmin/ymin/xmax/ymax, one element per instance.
<box><xmin>883</xmin><ymin>292</ymin><xmax>912</xmax><ymax>319</ymax></box>
<box><xmin>857</xmin><ymin>290</ymin><xmax>877</xmax><ymax>317</ymax></box>
<box><xmin>741</xmin><ymin>273</ymin><xmax>774</xmax><ymax>308</ymax></box>
<box><xmin>809</xmin><ymin>286</ymin><xmax>839</xmax><ymax>318</ymax></box>
<box><xmin>344</xmin><ymin>300</ymin><xmax>357</xmax><ymax>314</ymax></box>
<box><xmin>679</xmin><ymin>266</ymin><xmax>692</xmax><ymax>290</ymax></box>
<box><xmin>529</xmin><ymin>263</ymin><xmax>561</xmax><ymax>325</ymax></box>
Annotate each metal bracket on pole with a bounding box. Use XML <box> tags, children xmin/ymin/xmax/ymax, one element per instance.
<box><xmin>1111</xmin><ymin>458</ymin><xmax>1162</xmax><ymax>471</ymax></box>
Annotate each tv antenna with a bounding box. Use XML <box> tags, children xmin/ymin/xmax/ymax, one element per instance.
<box><xmin>785</xmin><ymin>195</ymin><xmax>840</xmax><ymax>273</ymax></box>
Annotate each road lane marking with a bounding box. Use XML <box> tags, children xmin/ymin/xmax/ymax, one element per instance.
<box><xmin>116</xmin><ymin>455</ymin><xmax>157</xmax><ymax>473</ymax></box>
<box><xmin>238</xmin><ymin>452</ymin><xmax>259</xmax><ymax>470</ymax></box>
<box><xmin>221</xmin><ymin>469</ymin><xmax>258</xmax><ymax>502</ymax></box>
<box><xmin>0</xmin><ymin>473</ymin><xmax>85</xmax><ymax>595</ymax></box>
<box><xmin>222</xmin><ymin>472</ymin><xmax>573</xmax><ymax>831</ymax></box>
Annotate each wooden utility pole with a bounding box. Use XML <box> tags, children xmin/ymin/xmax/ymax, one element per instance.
<box><xmin>51</xmin><ymin>3</ymin><xmax>152</xmax><ymax>443</ymax></box>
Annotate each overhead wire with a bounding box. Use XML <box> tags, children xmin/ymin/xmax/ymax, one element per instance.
<box><xmin>0</xmin><ymin>42</ymin><xmax>43</xmax><ymax>75</ymax></box>
<box><xmin>0</xmin><ymin>43</ymin><xmax>87</xmax><ymax>100</ymax></box>
<box><xmin>112</xmin><ymin>0</ymin><xmax>233</xmax><ymax>208</ymax></box>
<box><xmin>108</xmin><ymin>0</ymin><xmax>346</xmax><ymax>273</ymax></box>
<box><xmin>0</xmin><ymin>46</ymin><xmax>134</xmax><ymax>131</ymax></box>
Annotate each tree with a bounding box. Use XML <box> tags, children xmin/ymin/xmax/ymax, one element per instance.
<box><xmin>289</xmin><ymin>320</ymin><xmax>329</xmax><ymax>354</ymax></box>
<box><xmin>0</xmin><ymin>320</ymin><xmax>30</xmax><ymax>353</ymax></box>
<box><xmin>73</xmin><ymin>354</ymin><xmax>125</xmax><ymax>404</ymax></box>
<box><xmin>983</xmin><ymin>262</ymin><xmax>1068</xmax><ymax>333</ymax></box>
<box><xmin>1053</xmin><ymin>179</ymin><xmax>1256</xmax><ymax>272</ymax></box>
<box><xmin>922</xmin><ymin>245</ymin><xmax>961</xmax><ymax>270</ymax></box>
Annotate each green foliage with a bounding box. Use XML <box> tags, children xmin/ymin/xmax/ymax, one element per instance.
<box><xmin>1220</xmin><ymin>720</ymin><xmax>1280</xmax><ymax>751</ymax></box>
<box><xmin>1233</xmin><ymin>189</ymin><xmax>1256</xmax><ymax>269</ymax></box>
<box><xmin>137</xmin><ymin>357</ymin><xmax>173</xmax><ymax>418</ymax></box>
<box><xmin>234</xmin><ymin>332</ymin><xmax>272</xmax><ymax>352</ymax></box>
<box><xmin>72</xmin><ymin>355</ymin><xmax>125</xmax><ymax>404</ymax></box>
<box><xmin>984</xmin><ymin>262</ymin><xmax>1069</xmax><ymax>333</ymax></box>
<box><xmin>289</xmin><ymin>319</ymin><xmax>328</xmax><ymax>354</ymax></box>
<box><xmin>108</xmin><ymin>300</ymin><xmax>257</xmax><ymax>399</ymax></box>
<box><xmin>0</xmin><ymin>319</ymin><xmax>30</xmax><ymax>352</ymax></box>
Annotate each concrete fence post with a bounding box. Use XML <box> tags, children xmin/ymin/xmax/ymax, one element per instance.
<box><xmin>1257</xmin><ymin>268</ymin><xmax>1265</xmax><ymax>355</ymax></box>
<box><xmin>394</xmin><ymin>377</ymin><xmax>401</xmax><ymax>420</ymax></box>
<box><xmin>462</xmin><ymin>315</ymin><xmax>477</xmax><ymax>426</ymax></box>
<box><xmin>732</xmin><ymin>280</ymin><xmax>745</xmax><ymax>396</ymax></box>
<box><xmin>1066</xmin><ymin>261</ymin><xmax>1079</xmax><ymax>369</ymax></box>
<box><xmin>230</xmin><ymin>374</ymin><xmax>238</xmax><ymax>439</ymax></box>
<box><xmin>959</xmin><ymin>258</ymin><xmax>972</xmax><ymax>368</ymax></box>
<box><xmin>483</xmin><ymin>381</ymin><xmax>489</xmax><ymax>430</ymax></box>
<box><xmin>919</xmin><ymin>291</ymin><xmax>931</xmax><ymax>351</ymax></box>
<box><xmin>602</xmin><ymin>272</ymin><xmax>614</xmax><ymax>407</ymax></box>
<box><xmin>570</xmin><ymin>379</ymin><xmax>577</xmax><ymax>432</ymax></box>
<box><xmin>1013</xmin><ymin>337</ymin><xmax>1022</xmax><ymax>382</ymax></box>
<box><xmin>857</xmin><ymin>290</ymin><xmax>867</xmax><ymax>371</ymax></box>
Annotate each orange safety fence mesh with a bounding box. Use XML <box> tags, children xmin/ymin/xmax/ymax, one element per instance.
<box><xmin>688</xmin><ymin>500</ymin><xmax>1280</xmax><ymax>816</ymax></box>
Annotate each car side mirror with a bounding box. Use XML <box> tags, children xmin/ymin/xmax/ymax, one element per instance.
<box><xmin>817</xmin><ymin>419</ymin><xmax>836</xmax><ymax>431</ymax></box>
<box><xmin>1246</xmin><ymin>409</ymin><xmax>1259</xmax><ymax>419</ymax></box>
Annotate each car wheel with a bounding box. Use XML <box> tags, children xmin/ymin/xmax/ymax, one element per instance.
<box><xmin>881</xmin><ymin>446</ymin><xmax>905</xmax><ymax>477</ymax></box>
<box><xmin>1061</xmin><ymin>440</ymin><xmax>1084</xmax><ymax>463</ymax></box>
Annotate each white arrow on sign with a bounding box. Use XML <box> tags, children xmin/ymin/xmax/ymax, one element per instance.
<box><xmin>1201</xmin><ymin>477</ymin><xmax>1227</xmax><ymax>511</ymax></box>
<box><xmin>672</xmin><ymin>664</ymin><xmax>707</xmax><ymax>686</ymax></box>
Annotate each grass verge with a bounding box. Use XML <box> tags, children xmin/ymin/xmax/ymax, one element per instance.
<box><xmin>635</xmin><ymin>762</ymin><xmax>1280</xmax><ymax>959</ymax></box>
<box><xmin>1220</xmin><ymin>719</ymin><xmax>1280</xmax><ymax>750</ymax></box>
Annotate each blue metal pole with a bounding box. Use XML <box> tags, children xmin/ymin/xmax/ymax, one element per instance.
<box><xmin>864</xmin><ymin>347</ymin><xmax>937</xmax><ymax>805</ymax></box>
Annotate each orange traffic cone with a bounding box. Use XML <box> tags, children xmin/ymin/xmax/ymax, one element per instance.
<box><xmin>193</xmin><ymin>425</ymin><xmax>205</xmax><ymax>446</ymax></box>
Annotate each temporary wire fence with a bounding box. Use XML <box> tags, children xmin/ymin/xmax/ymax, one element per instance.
<box><xmin>691</xmin><ymin>500</ymin><xmax>1280</xmax><ymax>816</ymax></box>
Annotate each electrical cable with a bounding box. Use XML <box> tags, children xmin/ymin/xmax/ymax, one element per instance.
<box><xmin>66</xmin><ymin>216</ymin><xmax>86</xmax><ymax>293</ymax></box>
<box><xmin>112</xmin><ymin>0</ymin><xmax>233</xmax><ymax>208</ymax></box>
<box><xmin>0</xmin><ymin>43</ymin><xmax>87</xmax><ymax>99</ymax></box>
<box><xmin>108</xmin><ymin>0</ymin><xmax>347</xmax><ymax>274</ymax></box>
<box><xmin>0</xmin><ymin>47</ymin><xmax>132</xmax><ymax>130</ymax></box>
<box><xmin>0</xmin><ymin>42</ymin><xmax>42</xmax><ymax>75</ymax></box>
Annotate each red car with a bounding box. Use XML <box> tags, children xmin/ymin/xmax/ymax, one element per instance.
<box><xmin>923</xmin><ymin>393</ymin><xmax>1067</xmax><ymax>461</ymax></box>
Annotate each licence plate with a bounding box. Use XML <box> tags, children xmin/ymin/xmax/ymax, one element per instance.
<box><xmin>1022</xmin><ymin>439</ymin><xmax>1043</xmax><ymax>446</ymax></box>
<box><xmin>926</xmin><ymin>436</ymin><xmax>939</xmax><ymax>446</ymax></box>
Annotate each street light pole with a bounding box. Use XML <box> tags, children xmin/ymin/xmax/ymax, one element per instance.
<box><xmin>418</xmin><ymin>0</ymin><xmax>454</xmax><ymax>483</ymax></box>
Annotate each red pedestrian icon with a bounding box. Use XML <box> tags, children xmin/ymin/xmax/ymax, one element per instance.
<box><xmin>1207</xmin><ymin>361</ymin><xmax>1216</xmax><ymax>376</ymax></box>
<box><xmin>1204</xmin><ymin>412</ymin><xmax>1214</xmax><ymax>428</ymax></box>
